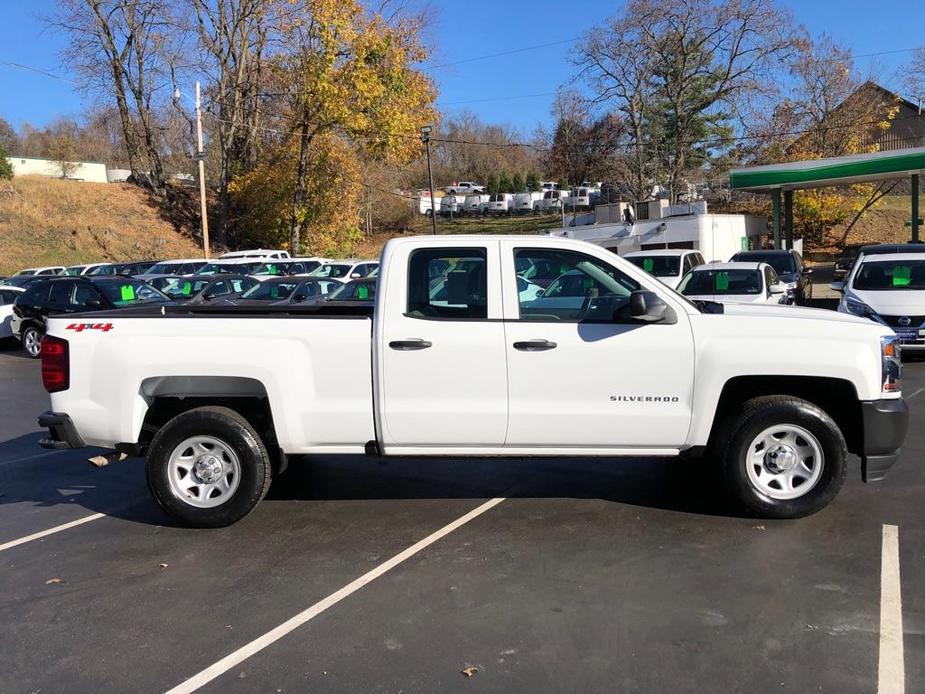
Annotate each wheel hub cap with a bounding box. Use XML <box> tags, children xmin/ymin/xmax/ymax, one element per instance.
<box><xmin>765</xmin><ymin>444</ymin><xmax>797</xmax><ymax>473</ymax></box>
<box><xmin>193</xmin><ymin>455</ymin><xmax>223</xmax><ymax>483</ymax></box>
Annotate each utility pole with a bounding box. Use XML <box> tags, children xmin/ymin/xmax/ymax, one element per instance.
<box><xmin>421</xmin><ymin>125</ymin><xmax>437</xmax><ymax>235</ymax></box>
<box><xmin>195</xmin><ymin>81</ymin><xmax>210</xmax><ymax>257</ymax></box>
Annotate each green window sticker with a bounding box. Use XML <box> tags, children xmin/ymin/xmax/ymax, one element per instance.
<box><xmin>357</xmin><ymin>285</ymin><xmax>369</xmax><ymax>300</ymax></box>
<box><xmin>267</xmin><ymin>264</ymin><xmax>277</xmax><ymax>275</ymax></box>
<box><xmin>182</xmin><ymin>282</ymin><xmax>192</xmax><ymax>295</ymax></box>
<box><xmin>715</xmin><ymin>272</ymin><xmax>729</xmax><ymax>291</ymax></box>
<box><xmin>893</xmin><ymin>265</ymin><xmax>911</xmax><ymax>287</ymax></box>
<box><xmin>643</xmin><ymin>258</ymin><xmax>654</xmax><ymax>272</ymax></box>
<box><xmin>120</xmin><ymin>284</ymin><xmax>135</xmax><ymax>302</ymax></box>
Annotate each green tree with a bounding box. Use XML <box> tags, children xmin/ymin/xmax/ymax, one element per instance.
<box><xmin>486</xmin><ymin>172</ymin><xmax>500</xmax><ymax>194</ymax></box>
<box><xmin>511</xmin><ymin>172</ymin><xmax>525</xmax><ymax>192</ymax></box>
<box><xmin>525</xmin><ymin>171</ymin><xmax>540</xmax><ymax>191</ymax></box>
<box><xmin>498</xmin><ymin>171</ymin><xmax>513</xmax><ymax>193</ymax></box>
<box><xmin>0</xmin><ymin>141</ymin><xmax>12</xmax><ymax>179</ymax></box>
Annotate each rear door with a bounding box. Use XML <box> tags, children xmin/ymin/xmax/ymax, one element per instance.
<box><xmin>377</xmin><ymin>242</ymin><xmax>508</xmax><ymax>448</ymax></box>
<box><xmin>501</xmin><ymin>240</ymin><xmax>695</xmax><ymax>448</ymax></box>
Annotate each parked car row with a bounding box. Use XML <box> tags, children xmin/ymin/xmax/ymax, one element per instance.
<box><xmin>1</xmin><ymin>248</ymin><xmax>379</xmax><ymax>357</ymax></box>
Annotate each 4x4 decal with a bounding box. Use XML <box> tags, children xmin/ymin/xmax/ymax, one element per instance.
<box><xmin>66</xmin><ymin>323</ymin><xmax>114</xmax><ymax>333</ymax></box>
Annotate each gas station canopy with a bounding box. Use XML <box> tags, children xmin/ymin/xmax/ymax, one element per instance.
<box><xmin>730</xmin><ymin>146</ymin><xmax>925</xmax><ymax>192</ymax></box>
<box><xmin>729</xmin><ymin>146</ymin><xmax>925</xmax><ymax>249</ymax></box>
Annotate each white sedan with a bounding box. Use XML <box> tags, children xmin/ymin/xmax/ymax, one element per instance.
<box><xmin>0</xmin><ymin>285</ymin><xmax>25</xmax><ymax>341</ymax></box>
<box><xmin>676</xmin><ymin>262</ymin><xmax>788</xmax><ymax>305</ymax></box>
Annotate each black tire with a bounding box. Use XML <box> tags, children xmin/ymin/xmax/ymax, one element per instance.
<box><xmin>719</xmin><ymin>396</ymin><xmax>847</xmax><ymax>519</ymax></box>
<box><xmin>21</xmin><ymin>324</ymin><xmax>43</xmax><ymax>359</ymax></box>
<box><xmin>146</xmin><ymin>406</ymin><xmax>272</xmax><ymax>528</ymax></box>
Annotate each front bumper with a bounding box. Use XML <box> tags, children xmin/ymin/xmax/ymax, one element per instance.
<box><xmin>860</xmin><ymin>398</ymin><xmax>909</xmax><ymax>482</ymax></box>
<box><xmin>37</xmin><ymin>411</ymin><xmax>86</xmax><ymax>450</ymax></box>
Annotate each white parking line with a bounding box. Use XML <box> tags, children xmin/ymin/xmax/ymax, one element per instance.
<box><xmin>0</xmin><ymin>512</ymin><xmax>106</xmax><ymax>553</ymax></box>
<box><xmin>906</xmin><ymin>387</ymin><xmax>925</xmax><ymax>401</ymax></box>
<box><xmin>165</xmin><ymin>497</ymin><xmax>507</xmax><ymax>694</ymax></box>
<box><xmin>878</xmin><ymin>524</ymin><xmax>905</xmax><ymax>694</ymax></box>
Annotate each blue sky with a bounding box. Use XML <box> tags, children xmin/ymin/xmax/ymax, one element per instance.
<box><xmin>2</xmin><ymin>0</ymin><xmax>924</xmax><ymax>136</ymax></box>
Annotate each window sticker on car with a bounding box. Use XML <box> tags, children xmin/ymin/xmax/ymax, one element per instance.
<box><xmin>120</xmin><ymin>284</ymin><xmax>135</xmax><ymax>301</ymax></box>
<box><xmin>182</xmin><ymin>282</ymin><xmax>192</xmax><ymax>295</ymax></box>
<box><xmin>643</xmin><ymin>258</ymin><xmax>654</xmax><ymax>272</ymax></box>
<box><xmin>358</xmin><ymin>285</ymin><xmax>369</xmax><ymax>300</ymax></box>
<box><xmin>716</xmin><ymin>272</ymin><xmax>729</xmax><ymax>291</ymax></box>
<box><xmin>893</xmin><ymin>266</ymin><xmax>911</xmax><ymax>287</ymax></box>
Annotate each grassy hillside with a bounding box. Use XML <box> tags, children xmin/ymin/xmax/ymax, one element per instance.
<box><xmin>0</xmin><ymin>176</ymin><xmax>203</xmax><ymax>275</ymax></box>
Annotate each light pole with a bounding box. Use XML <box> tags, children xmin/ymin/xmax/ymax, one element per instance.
<box><xmin>421</xmin><ymin>125</ymin><xmax>437</xmax><ymax>235</ymax></box>
<box><xmin>174</xmin><ymin>82</ymin><xmax>210</xmax><ymax>258</ymax></box>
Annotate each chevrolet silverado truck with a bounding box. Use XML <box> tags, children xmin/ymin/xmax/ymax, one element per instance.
<box><xmin>36</xmin><ymin>236</ymin><xmax>909</xmax><ymax>527</ymax></box>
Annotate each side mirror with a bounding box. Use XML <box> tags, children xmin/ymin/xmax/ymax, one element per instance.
<box><xmin>627</xmin><ymin>290</ymin><xmax>670</xmax><ymax>323</ymax></box>
<box><xmin>829</xmin><ymin>281</ymin><xmax>845</xmax><ymax>293</ymax></box>
<box><xmin>769</xmin><ymin>283</ymin><xmax>786</xmax><ymax>295</ymax></box>
<box><xmin>350</xmin><ymin>272</ymin><xmax>361</xmax><ymax>279</ymax></box>
<box><xmin>85</xmin><ymin>298</ymin><xmax>102</xmax><ymax>308</ymax></box>
<box><xmin>293</xmin><ymin>293</ymin><xmax>308</xmax><ymax>303</ymax></box>
<box><xmin>803</xmin><ymin>267</ymin><xmax>814</xmax><ymax>275</ymax></box>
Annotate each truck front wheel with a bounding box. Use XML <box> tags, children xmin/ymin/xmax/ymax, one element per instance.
<box><xmin>720</xmin><ymin>396</ymin><xmax>847</xmax><ymax>518</ymax></box>
<box><xmin>146</xmin><ymin>406</ymin><xmax>272</xmax><ymax>528</ymax></box>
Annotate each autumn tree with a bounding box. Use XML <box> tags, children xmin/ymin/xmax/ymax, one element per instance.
<box><xmin>48</xmin><ymin>132</ymin><xmax>81</xmax><ymax>178</ymax></box>
<box><xmin>274</xmin><ymin>0</ymin><xmax>437</xmax><ymax>254</ymax></box>
<box><xmin>0</xmin><ymin>141</ymin><xmax>12</xmax><ymax>180</ymax></box>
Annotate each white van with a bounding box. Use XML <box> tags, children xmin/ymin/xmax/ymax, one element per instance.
<box><xmin>485</xmin><ymin>193</ymin><xmax>515</xmax><ymax>216</ymax></box>
<box><xmin>461</xmin><ymin>194</ymin><xmax>490</xmax><ymax>215</ymax></box>
<box><xmin>540</xmin><ymin>190</ymin><xmax>566</xmax><ymax>212</ymax></box>
<box><xmin>439</xmin><ymin>194</ymin><xmax>464</xmax><ymax>216</ymax></box>
<box><xmin>512</xmin><ymin>192</ymin><xmax>543</xmax><ymax>214</ymax></box>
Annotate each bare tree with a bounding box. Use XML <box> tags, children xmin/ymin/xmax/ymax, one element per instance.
<box><xmin>575</xmin><ymin>0</ymin><xmax>803</xmax><ymax>202</ymax></box>
<box><xmin>53</xmin><ymin>0</ymin><xmax>174</xmax><ymax>187</ymax></box>
<box><xmin>900</xmin><ymin>47</ymin><xmax>925</xmax><ymax>111</ymax></box>
<box><xmin>186</xmin><ymin>0</ymin><xmax>270</xmax><ymax>246</ymax></box>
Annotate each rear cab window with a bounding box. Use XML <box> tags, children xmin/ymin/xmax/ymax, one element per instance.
<box><xmin>407</xmin><ymin>248</ymin><xmax>488</xmax><ymax>319</ymax></box>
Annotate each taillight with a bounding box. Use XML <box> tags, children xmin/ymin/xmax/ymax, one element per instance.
<box><xmin>41</xmin><ymin>335</ymin><xmax>70</xmax><ymax>393</ymax></box>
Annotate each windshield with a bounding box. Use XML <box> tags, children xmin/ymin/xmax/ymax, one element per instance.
<box><xmin>197</xmin><ymin>262</ymin><xmax>258</xmax><ymax>275</ymax></box>
<box><xmin>146</xmin><ymin>262</ymin><xmax>185</xmax><ymax>275</ymax></box>
<box><xmin>627</xmin><ymin>255</ymin><xmax>681</xmax><ymax>277</ymax></box>
<box><xmin>161</xmin><ymin>278</ymin><xmax>212</xmax><ymax>298</ymax></box>
<box><xmin>64</xmin><ymin>266</ymin><xmax>87</xmax><ymax>276</ymax></box>
<box><xmin>310</xmin><ymin>263</ymin><xmax>352</xmax><ymax>278</ymax></box>
<box><xmin>853</xmin><ymin>260</ymin><xmax>925</xmax><ymax>290</ymax></box>
<box><xmin>94</xmin><ymin>279</ymin><xmax>170</xmax><ymax>306</ymax></box>
<box><xmin>241</xmin><ymin>280</ymin><xmax>299</xmax><ymax>300</ymax></box>
<box><xmin>16</xmin><ymin>270</ymin><xmax>36</xmax><ymax>276</ymax></box>
<box><xmin>731</xmin><ymin>252</ymin><xmax>795</xmax><ymax>275</ymax></box>
<box><xmin>328</xmin><ymin>280</ymin><xmax>376</xmax><ymax>301</ymax></box>
<box><xmin>678</xmin><ymin>269</ymin><xmax>762</xmax><ymax>295</ymax></box>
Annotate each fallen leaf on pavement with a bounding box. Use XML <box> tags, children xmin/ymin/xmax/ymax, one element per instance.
<box><xmin>461</xmin><ymin>667</ymin><xmax>479</xmax><ymax>678</ymax></box>
<box><xmin>45</xmin><ymin>578</ymin><xmax>63</xmax><ymax>585</ymax></box>
<box><xmin>159</xmin><ymin>563</ymin><xmax>169</xmax><ymax>570</ymax></box>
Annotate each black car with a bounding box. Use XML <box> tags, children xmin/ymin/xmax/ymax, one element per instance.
<box><xmin>160</xmin><ymin>275</ymin><xmax>258</xmax><ymax>304</ymax></box>
<box><xmin>250</xmin><ymin>259</ymin><xmax>323</xmax><ymax>278</ymax></box>
<box><xmin>12</xmin><ymin>276</ymin><xmax>171</xmax><ymax>357</ymax></box>
<box><xmin>833</xmin><ymin>244</ymin><xmax>864</xmax><ymax>280</ymax></box>
<box><xmin>227</xmin><ymin>277</ymin><xmax>344</xmax><ymax>306</ymax></box>
<box><xmin>325</xmin><ymin>278</ymin><xmax>377</xmax><ymax>304</ymax></box>
<box><xmin>3</xmin><ymin>275</ymin><xmax>49</xmax><ymax>289</ymax></box>
<box><xmin>729</xmin><ymin>249</ymin><xmax>813</xmax><ymax>304</ymax></box>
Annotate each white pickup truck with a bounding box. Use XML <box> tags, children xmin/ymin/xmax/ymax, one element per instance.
<box><xmin>37</xmin><ymin>236</ymin><xmax>909</xmax><ymax>527</ymax></box>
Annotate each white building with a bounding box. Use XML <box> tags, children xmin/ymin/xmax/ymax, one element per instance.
<box><xmin>6</xmin><ymin>156</ymin><xmax>109</xmax><ymax>184</ymax></box>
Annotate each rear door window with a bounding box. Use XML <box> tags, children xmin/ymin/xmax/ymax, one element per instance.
<box><xmin>408</xmin><ymin>248</ymin><xmax>487</xmax><ymax>319</ymax></box>
<box><xmin>48</xmin><ymin>281</ymin><xmax>75</xmax><ymax>309</ymax></box>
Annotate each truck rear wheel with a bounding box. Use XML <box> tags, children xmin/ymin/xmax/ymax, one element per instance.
<box><xmin>146</xmin><ymin>406</ymin><xmax>272</xmax><ymax>528</ymax></box>
<box><xmin>720</xmin><ymin>396</ymin><xmax>847</xmax><ymax>518</ymax></box>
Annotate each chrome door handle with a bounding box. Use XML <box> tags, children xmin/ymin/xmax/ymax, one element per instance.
<box><xmin>513</xmin><ymin>339</ymin><xmax>557</xmax><ymax>351</ymax></box>
<box><xmin>389</xmin><ymin>339</ymin><xmax>432</xmax><ymax>351</ymax></box>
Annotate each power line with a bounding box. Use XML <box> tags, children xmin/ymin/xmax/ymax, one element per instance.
<box><xmin>425</xmin><ymin>37</ymin><xmax>579</xmax><ymax>70</ymax></box>
<box><xmin>1</xmin><ymin>61</ymin><xmax>80</xmax><ymax>85</ymax></box>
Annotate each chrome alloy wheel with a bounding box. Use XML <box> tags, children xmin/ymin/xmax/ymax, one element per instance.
<box><xmin>745</xmin><ymin>424</ymin><xmax>824</xmax><ymax>500</ymax></box>
<box><xmin>23</xmin><ymin>328</ymin><xmax>42</xmax><ymax>357</ymax></box>
<box><xmin>167</xmin><ymin>436</ymin><xmax>241</xmax><ymax>508</ymax></box>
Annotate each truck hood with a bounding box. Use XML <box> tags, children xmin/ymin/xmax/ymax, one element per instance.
<box><xmin>720</xmin><ymin>302</ymin><xmax>875</xmax><ymax>326</ymax></box>
<box><xmin>849</xmin><ymin>288</ymin><xmax>925</xmax><ymax>316</ymax></box>
<box><xmin>685</xmin><ymin>292</ymin><xmax>768</xmax><ymax>304</ymax></box>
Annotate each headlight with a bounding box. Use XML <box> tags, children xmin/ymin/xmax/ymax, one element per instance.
<box><xmin>881</xmin><ymin>335</ymin><xmax>902</xmax><ymax>394</ymax></box>
<box><xmin>846</xmin><ymin>296</ymin><xmax>876</xmax><ymax>317</ymax></box>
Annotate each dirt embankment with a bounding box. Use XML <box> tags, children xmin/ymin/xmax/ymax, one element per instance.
<box><xmin>0</xmin><ymin>176</ymin><xmax>204</xmax><ymax>275</ymax></box>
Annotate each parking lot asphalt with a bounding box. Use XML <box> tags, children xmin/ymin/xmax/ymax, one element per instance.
<box><xmin>0</xmin><ymin>338</ymin><xmax>923</xmax><ymax>693</ymax></box>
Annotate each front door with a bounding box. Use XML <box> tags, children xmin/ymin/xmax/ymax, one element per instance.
<box><xmin>501</xmin><ymin>243</ymin><xmax>695</xmax><ymax>448</ymax></box>
<box><xmin>377</xmin><ymin>243</ymin><xmax>508</xmax><ymax>448</ymax></box>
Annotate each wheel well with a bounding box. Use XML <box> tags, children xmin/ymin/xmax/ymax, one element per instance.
<box><xmin>709</xmin><ymin>376</ymin><xmax>863</xmax><ymax>455</ymax></box>
<box><xmin>139</xmin><ymin>395</ymin><xmax>276</xmax><ymax>448</ymax></box>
